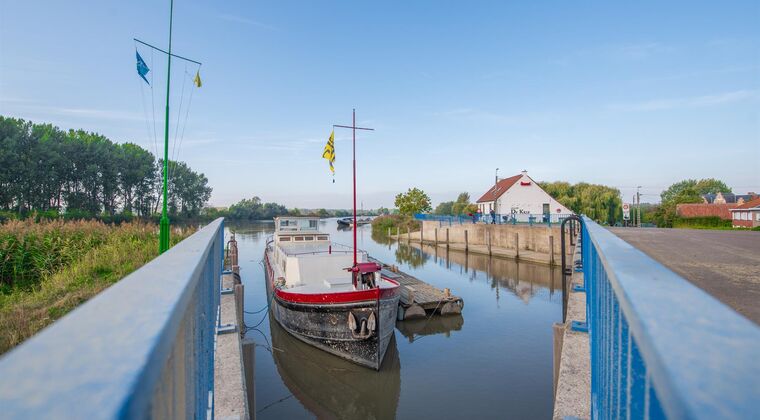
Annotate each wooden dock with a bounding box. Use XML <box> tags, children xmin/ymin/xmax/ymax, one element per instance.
<box><xmin>369</xmin><ymin>257</ymin><xmax>464</xmax><ymax>321</ymax></box>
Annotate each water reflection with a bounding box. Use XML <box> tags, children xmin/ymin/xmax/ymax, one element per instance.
<box><xmin>400</xmin><ymin>241</ymin><xmax>559</xmax><ymax>304</ymax></box>
<box><xmin>396</xmin><ymin>315</ymin><xmax>464</xmax><ymax>343</ymax></box>
<box><xmin>235</xmin><ymin>220</ymin><xmax>561</xmax><ymax>419</ymax></box>
<box><xmin>268</xmin><ymin>318</ymin><xmax>401</xmax><ymax>420</ymax></box>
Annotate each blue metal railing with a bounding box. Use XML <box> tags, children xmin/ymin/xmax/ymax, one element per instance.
<box><xmin>580</xmin><ymin>217</ymin><xmax>760</xmax><ymax>419</ymax></box>
<box><xmin>0</xmin><ymin>218</ymin><xmax>225</xmax><ymax>419</ymax></box>
<box><xmin>414</xmin><ymin>212</ymin><xmax>573</xmax><ymax>226</ymax></box>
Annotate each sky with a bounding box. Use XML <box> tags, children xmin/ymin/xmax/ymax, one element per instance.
<box><xmin>1</xmin><ymin>1</ymin><xmax>758</xmax><ymax>209</ymax></box>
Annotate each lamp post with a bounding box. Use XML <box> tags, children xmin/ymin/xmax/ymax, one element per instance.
<box><xmin>636</xmin><ymin>186</ymin><xmax>642</xmax><ymax>227</ymax></box>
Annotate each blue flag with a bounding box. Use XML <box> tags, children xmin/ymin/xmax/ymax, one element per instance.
<box><xmin>136</xmin><ymin>51</ymin><xmax>150</xmax><ymax>85</ymax></box>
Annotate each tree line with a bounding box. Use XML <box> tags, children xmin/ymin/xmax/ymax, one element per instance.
<box><xmin>540</xmin><ymin>181</ymin><xmax>622</xmax><ymax>225</ymax></box>
<box><xmin>0</xmin><ymin>116</ymin><xmax>211</xmax><ymax>220</ymax></box>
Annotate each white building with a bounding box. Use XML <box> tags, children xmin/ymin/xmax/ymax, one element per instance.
<box><xmin>476</xmin><ymin>170</ymin><xmax>572</xmax><ymax>221</ymax></box>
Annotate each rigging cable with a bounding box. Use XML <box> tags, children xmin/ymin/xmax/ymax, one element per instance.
<box><xmin>171</xmin><ymin>65</ymin><xmax>198</xmax><ymax>177</ymax></box>
<box><xmin>168</xmin><ymin>62</ymin><xmax>188</xmax><ymax>181</ymax></box>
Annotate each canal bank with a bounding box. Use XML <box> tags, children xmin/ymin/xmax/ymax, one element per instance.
<box><xmin>234</xmin><ymin>219</ymin><xmax>562</xmax><ymax>419</ymax></box>
<box><xmin>390</xmin><ymin>221</ymin><xmax>572</xmax><ymax>267</ymax></box>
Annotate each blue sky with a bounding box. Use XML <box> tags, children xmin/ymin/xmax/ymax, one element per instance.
<box><xmin>1</xmin><ymin>1</ymin><xmax>758</xmax><ymax>208</ymax></box>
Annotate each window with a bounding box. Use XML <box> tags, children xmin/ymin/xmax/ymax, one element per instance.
<box><xmin>294</xmin><ymin>236</ymin><xmax>304</xmax><ymax>241</ymax></box>
<box><xmin>317</xmin><ymin>235</ymin><xmax>328</xmax><ymax>241</ymax></box>
<box><xmin>303</xmin><ymin>236</ymin><xmax>314</xmax><ymax>241</ymax></box>
<box><xmin>279</xmin><ymin>236</ymin><xmax>291</xmax><ymax>241</ymax></box>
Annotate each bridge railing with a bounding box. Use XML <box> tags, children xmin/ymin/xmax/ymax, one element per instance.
<box><xmin>0</xmin><ymin>218</ymin><xmax>225</xmax><ymax>419</ymax></box>
<box><xmin>581</xmin><ymin>217</ymin><xmax>760</xmax><ymax>419</ymax></box>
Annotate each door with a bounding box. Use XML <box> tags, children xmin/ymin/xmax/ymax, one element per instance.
<box><xmin>542</xmin><ymin>203</ymin><xmax>550</xmax><ymax>222</ymax></box>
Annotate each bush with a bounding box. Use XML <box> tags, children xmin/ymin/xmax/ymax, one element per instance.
<box><xmin>673</xmin><ymin>216</ymin><xmax>732</xmax><ymax>229</ymax></box>
<box><xmin>371</xmin><ymin>215</ymin><xmax>420</xmax><ymax>235</ymax></box>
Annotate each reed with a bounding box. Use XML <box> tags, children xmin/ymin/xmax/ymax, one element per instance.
<box><xmin>0</xmin><ymin>220</ymin><xmax>193</xmax><ymax>354</ymax></box>
<box><xmin>0</xmin><ymin>219</ymin><xmax>113</xmax><ymax>291</ymax></box>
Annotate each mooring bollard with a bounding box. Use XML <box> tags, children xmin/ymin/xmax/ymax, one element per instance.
<box><xmin>446</xmin><ymin>228</ymin><xmax>449</xmax><ymax>248</ymax></box>
<box><xmin>434</xmin><ymin>228</ymin><xmax>438</xmax><ymax>246</ymax></box>
<box><xmin>464</xmin><ymin>229</ymin><xmax>469</xmax><ymax>252</ymax></box>
<box><xmin>420</xmin><ymin>227</ymin><xmax>424</xmax><ymax>243</ymax></box>
<box><xmin>487</xmin><ymin>229</ymin><xmax>492</xmax><ymax>256</ymax></box>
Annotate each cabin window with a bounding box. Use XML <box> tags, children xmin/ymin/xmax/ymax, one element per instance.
<box><xmin>294</xmin><ymin>236</ymin><xmax>304</xmax><ymax>241</ymax></box>
<box><xmin>317</xmin><ymin>235</ymin><xmax>328</xmax><ymax>241</ymax></box>
<box><xmin>309</xmin><ymin>220</ymin><xmax>318</xmax><ymax>229</ymax></box>
<box><xmin>279</xmin><ymin>236</ymin><xmax>291</xmax><ymax>241</ymax></box>
<box><xmin>303</xmin><ymin>236</ymin><xmax>314</xmax><ymax>241</ymax></box>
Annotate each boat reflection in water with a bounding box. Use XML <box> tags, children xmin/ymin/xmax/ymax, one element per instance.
<box><xmin>269</xmin><ymin>318</ymin><xmax>401</xmax><ymax>419</ymax></box>
<box><xmin>396</xmin><ymin>314</ymin><xmax>464</xmax><ymax>343</ymax></box>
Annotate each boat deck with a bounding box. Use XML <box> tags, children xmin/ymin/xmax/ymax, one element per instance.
<box><xmin>370</xmin><ymin>257</ymin><xmax>464</xmax><ymax>320</ymax></box>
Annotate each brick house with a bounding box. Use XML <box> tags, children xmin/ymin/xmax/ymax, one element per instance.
<box><xmin>702</xmin><ymin>192</ymin><xmax>757</xmax><ymax>205</ymax></box>
<box><xmin>730</xmin><ymin>197</ymin><xmax>760</xmax><ymax>228</ymax></box>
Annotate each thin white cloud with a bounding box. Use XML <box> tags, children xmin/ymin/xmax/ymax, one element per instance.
<box><xmin>608</xmin><ymin>90</ymin><xmax>758</xmax><ymax>112</ymax></box>
<box><xmin>217</xmin><ymin>14</ymin><xmax>275</xmax><ymax>30</ymax></box>
<box><xmin>614</xmin><ymin>42</ymin><xmax>672</xmax><ymax>60</ymax></box>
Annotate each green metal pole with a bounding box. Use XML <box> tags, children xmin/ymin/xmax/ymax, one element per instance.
<box><xmin>159</xmin><ymin>0</ymin><xmax>174</xmax><ymax>253</ymax></box>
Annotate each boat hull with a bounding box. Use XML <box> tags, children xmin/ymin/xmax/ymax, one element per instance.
<box><xmin>265</xmin><ymin>252</ymin><xmax>400</xmax><ymax>370</ymax></box>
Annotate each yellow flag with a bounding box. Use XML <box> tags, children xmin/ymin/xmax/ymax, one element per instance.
<box><xmin>322</xmin><ymin>130</ymin><xmax>335</xmax><ymax>178</ymax></box>
<box><xmin>194</xmin><ymin>70</ymin><xmax>202</xmax><ymax>88</ymax></box>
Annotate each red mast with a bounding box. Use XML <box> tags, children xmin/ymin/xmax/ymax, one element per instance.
<box><xmin>333</xmin><ymin>109</ymin><xmax>374</xmax><ymax>267</ymax></box>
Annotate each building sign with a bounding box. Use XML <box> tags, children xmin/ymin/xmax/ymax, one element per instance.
<box><xmin>623</xmin><ymin>203</ymin><xmax>630</xmax><ymax>220</ymax></box>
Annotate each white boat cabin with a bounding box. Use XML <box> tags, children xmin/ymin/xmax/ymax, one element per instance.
<box><xmin>270</xmin><ymin>217</ymin><xmax>375</xmax><ymax>292</ymax></box>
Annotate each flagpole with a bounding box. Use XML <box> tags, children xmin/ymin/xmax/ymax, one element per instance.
<box><xmin>159</xmin><ymin>0</ymin><xmax>174</xmax><ymax>254</ymax></box>
<box><xmin>352</xmin><ymin>108</ymin><xmax>357</xmax><ymax>266</ymax></box>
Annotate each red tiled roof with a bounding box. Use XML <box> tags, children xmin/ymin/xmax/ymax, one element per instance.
<box><xmin>732</xmin><ymin>196</ymin><xmax>760</xmax><ymax>210</ymax></box>
<box><xmin>476</xmin><ymin>174</ymin><xmax>523</xmax><ymax>203</ymax></box>
<box><xmin>676</xmin><ymin>203</ymin><xmax>737</xmax><ymax>220</ymax></box>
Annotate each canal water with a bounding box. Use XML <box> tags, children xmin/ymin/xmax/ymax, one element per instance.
<box><xmin>230</xmin><ymin>219</ymin><xmax>562</xmax><ymax>419</ymax></box>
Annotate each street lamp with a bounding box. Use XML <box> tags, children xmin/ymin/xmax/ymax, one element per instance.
<box><xmin>636</xmin><ymin>186</ymin><xmax>642</xmax><ymax>227</ymax></box>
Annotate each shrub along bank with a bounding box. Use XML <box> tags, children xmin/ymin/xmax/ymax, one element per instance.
<box><xmin>0</xmin><ymin>219</ymin><xmax>193</xmax><ymax>354</ymax></box>
<box><xmin>673</xmin><ymin>216</ymin><xmax>732</xmax><ymax>230</ymax></box>
<box><xmin>371</xmin><ymin>215</ymin><xmax>420</xmax><ymax>236</ymax></box>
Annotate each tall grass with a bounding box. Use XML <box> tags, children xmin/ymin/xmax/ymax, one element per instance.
<box><xmin>0</xmin><ymin>221</ymin><xmax>193</xmax><ymax>354</ymax></box>
<box><xmin>0</xmin><ymin>219</ymin><xmax>113</xmax><ymax>292</ymax></box>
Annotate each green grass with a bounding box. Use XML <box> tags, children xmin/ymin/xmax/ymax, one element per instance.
<box><xmin>0</xmin><ymin>221</ymin><xmax>193</xmax><ymax>354</ymax></box>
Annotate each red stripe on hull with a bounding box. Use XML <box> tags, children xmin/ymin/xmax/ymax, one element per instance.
<box><xmin>265</xmin><ymin>250</ymin><xmax>400</xmax><ymax>305</ymax></box>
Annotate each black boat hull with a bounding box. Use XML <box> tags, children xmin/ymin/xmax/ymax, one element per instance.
<box><xmin>265</xmin><ymin>253</ymin><xmax>400</xmax><ymax>370</ymax></box>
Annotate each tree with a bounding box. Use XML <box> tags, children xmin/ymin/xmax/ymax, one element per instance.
<box><xmin>451</xmin><ymin>192</ymin><xmax>473</xmax><ymax>215</ymax></box>
<box><xmin>653</xmin><ymin>178</ymin><xmax>729</xmax><ymax>227</ymax></box>
<box><xmin>394</xmin><ymin>188</ymin><xmax>432</xmax><ymax>215</ymax></box>
<box><xmin>317</xmin><ymin>208</ymin><xmax>329</xmax><ymax>218</ymax></box>
<box><xmin>0</xmin><ymin>116</ymin><xmax>211</xmax><ymax>220</ymax></box>
<box><xmin>434</xmin><ymin>201</ymin><xmax>454</xmax><ymax>215</ymax></box>
<box><xmin>541</xmin><ymin>181</ymin><xmax>622</xmax><ymax>225</ymax></box>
